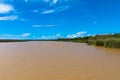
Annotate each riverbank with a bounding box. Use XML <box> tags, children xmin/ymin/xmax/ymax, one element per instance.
<box><xmin>0</xmin><ymin>39</ymin><xmax>56</xmax><ymax>42</ymax></box>
<box><xmin>57</xmin><ymin>33</ymin><xmax>120</xmax><ymax>48</ymax></box>
<box><xmin>0</xmin><ymin>33</ymin><xmax>120</xmax><ymax>48</ymax></box>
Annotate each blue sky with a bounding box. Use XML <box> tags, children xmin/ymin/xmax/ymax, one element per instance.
<box><xmin>0</xmin><ymin>0</ymin><xmax>120</xmax><ymax>39</ymax></box>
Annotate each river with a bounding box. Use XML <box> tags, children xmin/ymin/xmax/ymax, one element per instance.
<box><xmin>0</xmin><ymin>41</ymin><xmax>120</xmax><ymax>80</ymax></box>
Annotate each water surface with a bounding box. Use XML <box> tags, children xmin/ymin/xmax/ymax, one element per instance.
<box><xmin>0</xmin><ymin>41</ymin><xmax>120</xmax><ymax>80</ymax></box>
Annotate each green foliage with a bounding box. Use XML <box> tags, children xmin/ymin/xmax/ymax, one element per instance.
<box><xmin>57</xmin><ymin>33</ymin><xmax>120</xmax><ymax>48</ymax></box>
<box><xmin>104</xmin><ymin>38</ymin><xmax>120</xmax><ymax>48</ymax></box>
<box><xmin>0</xmin><ymin>39</ymin><xmax>30</xmax><ymax>42</ymax></box>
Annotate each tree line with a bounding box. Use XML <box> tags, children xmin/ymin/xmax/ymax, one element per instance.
<box><xmin>57</xmin><ymin>33</ymin><xmax>120</xmax><ymax>48</ymax></box>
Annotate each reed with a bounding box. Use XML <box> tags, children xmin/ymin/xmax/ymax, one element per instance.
<box><xmin>57</xmin><ymin>33</ymin><xmax>120</xmax><ymax>48</ymax></box>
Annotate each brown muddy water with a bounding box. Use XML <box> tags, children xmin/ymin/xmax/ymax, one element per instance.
<box><xmin>0</xmin><ymin>41</ymin><xmax>120</xmax><ymax>80</ymax></box>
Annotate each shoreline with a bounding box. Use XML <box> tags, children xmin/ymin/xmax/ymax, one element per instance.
<box><xmin>0</xmin><ymin>33</ymin><xmax>120</xmax><ymax>48</ymax></box>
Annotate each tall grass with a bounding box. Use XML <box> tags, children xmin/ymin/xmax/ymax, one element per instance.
<box><xmin>104</xmin><ymin>38</ymin><xmax>120</xmax><ymax>48</ymax></box>
<box><xmin>57</xmin><ymin>33</ymin><xmax>120</xmax><ymax>48</ymax></box>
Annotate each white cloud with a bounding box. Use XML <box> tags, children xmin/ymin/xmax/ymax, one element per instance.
<box><xmin>56</xmin><ymin>34</ymin><xmax>61</xmax><ymax>37</ymax></box>
<box><xmin>51</xmin><ymin>0</ymin><xmax>58</xmax><ymax>4</ymax></box>
<box><xmin>0</xmin><ymin>3</ymin><xmax>19</xmax><ymax>21</ymax></box>
<box><xmin>33</xmin><ymin>24</ymin><xmax>57</xmax><ymax>27</ymax></box>
<box><xmin>0</xmin><ymin>15</ymin><xmax>18</xmax><ymax>21</ymax></box>
<box><xmin>67</xmin><ymin>31</ymin><xmax>87</xmax><ymax>38</ymax></box>
<box><xmin>20</xmin><ymin>18</ymin><xmax>26</xmax><ymax>21</ymax></box>
<box><xmin>56</xmin><ymin>6</ymin><xmax>70</xmax><ymax>12</ymax></box>
<box><xmin>33</xmin><ymin>9</ymin><xmax>39</xmax><ymax>13</ymax></box>
<box><xmin>0</xmin><ymin>33</ymin><xmax>31</xmax><ymax>39</ymax></box>
<box><xmin>41</xmin><ymin>5</ymin><xmax>70</xmax><ymax>14</ymax></box>
<box><xmin>41</xmin><ymin>9</ymin><xmax>55</xmax><ymax>14</ymax></box>
<box><xmin>92</xmin><ymin>21</ymin><xmax>98</xmax><ymax>24</ymax></box>
<box><xmin>0</xmin><ymin>3</ymin><xmax>14</xmax><ymax>14</ymax></box>
<box><xmin>24</xmin><ymin>0</ymin><xmax>71</xmax><ymax>14</ymax></box>
<box><xmin>33</xmin><ymin>25</ymin><xmax>41</xmax><ymax>27</ymax></box>
<box><xmin>21</xmin><ymin>33</ymin><xmax>31</xmax><ymax>37</ymax></box>
<box><xmin>49</xmin><ymin>0</ymin><xmax>59</xmax><ymax>6</ymax></box>
<box><xmin>40</xmin><ymin>34</ymin><xmax>62</xmax><ymax>39</ymax></box>
<box><xmin>43</xmin><ymin>0</ymin><xmax>50</xmax><ymax>3</ymax></box>
<box><xmin>24</xmin><ymin>0</ymin><xmax>28</xmax><ymax>3</ymax></box>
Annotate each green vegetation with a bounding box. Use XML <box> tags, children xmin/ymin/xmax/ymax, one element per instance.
<box><xmin>0</xmin><ymin>39</ymin><xmax>30</xmax><ymax>42</ymax></box>
<box><xmin>0</xmin><ymin>33</ymin><xmax>120</xmax><ymax>48</ymax></box>
<box><xmin>57</xmin><ymin>33</ymin><xmax>120</xmax><ymax>48</ymax></box>
<box><xmin>0</xmin><ymin>39</ymin><xmax>56</xmax><ymax>43</ymax></box>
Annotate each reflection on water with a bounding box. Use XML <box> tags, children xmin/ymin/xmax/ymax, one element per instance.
<box><xmin>0</xmin><ymin>41</ymin><xmax>120</xmax><ymax>80</ymax></box>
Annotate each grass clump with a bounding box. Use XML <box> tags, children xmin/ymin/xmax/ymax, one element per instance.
<box><xmin>57</xmin><ymin>33</ymin><xmax>120</xmax><ymax>48</ymax></box>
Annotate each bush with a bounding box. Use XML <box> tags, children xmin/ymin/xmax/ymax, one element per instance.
<box><xmin>96</xmin><ymin>39</ymin><xmax>104</xmax><ymax>46</ymax></box>
<box><xmin>104</xmin><ymin>38</ymin><xmax>120</xmax><ymax>48</ymax></box>
<box><xmin>57</xmin><ymin>33</ymin><xmax>120</xmax><ymax>48</ymax></box>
